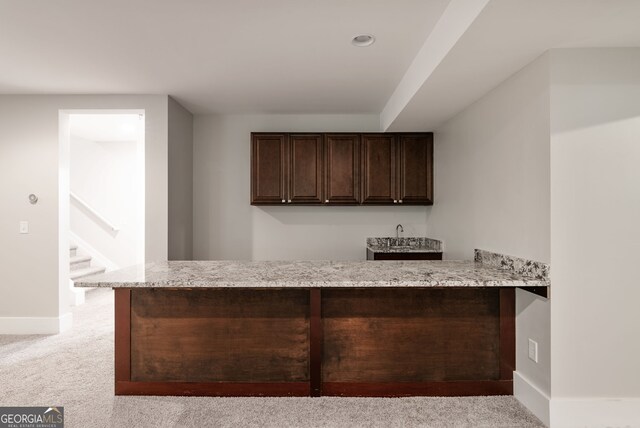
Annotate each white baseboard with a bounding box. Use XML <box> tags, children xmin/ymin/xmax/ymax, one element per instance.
<box><xmin>515</xmin><ymin>371</ymin><xmax>640</xmax><ymax>427</ymax></box>
<box><xmin>514</xmin><ymin>371</ymin><xmax>550</xmax><ymax>427</ymax></box>
<box><xmin>550</xmin><ymin>397</ymin><xmax>640</xmax><ymax>428</ymax></box>
<box><xmin>69</xmin><ymin>287</ymin><xmax>86</xmax><ymax>306</ymax></box>
<box><xmin>68</xmin><ymin>279</ymin><xmax>86</xmax><ymax>306</ymax></box>
<box><xmin>59</xmin><ymin>312</ymin><xmax>73</xmax><ymax>332</ymax></box>
<box><xmin>0</xmin><ymin>312</ymin><xmax>73</xmax><ymax>335</ymax></box>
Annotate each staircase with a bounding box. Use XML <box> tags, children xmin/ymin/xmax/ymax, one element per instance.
<box><xmin>70</xmin><ymin>243</ymin><xmax>106</xmax><ymax>281</ymax></box>
<box><xmin>69</xmin><ymin>243</ymin><xmax>105</xmax><ymax>306</ymax></box>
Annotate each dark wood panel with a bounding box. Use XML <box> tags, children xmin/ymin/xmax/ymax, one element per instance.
<box><xmin>114</xmin><ymin>288</ymin><xmax>131</xmax><ymax>383</ymax></box>
<box><xmin>398</xmin><ymin>134</ymin><xmax>434</xmax><ymax>205</ymax></box>
<box><xmin>324</xmin><ymin>134</ymin><xmax>360</xmax><ymax>204</ymax></box>
<box><xmin>116</xmin><ymin>381</ymin><xmax>310</xmax><ymax>397</ymax></box>
<box><xmin>366</xmin><ymin>249</ymin><xmax>442</xmax><ymax>260</ymax></box>
<box><xmin>322</xmin><ymin>288</ymin><xmax>500</xmax><ymax>383</ymax></box>
<box><xmin>309</xmin><ymin>289</ymin><xmax>322</xmax><ymax>397</ymax></box>
<box><xmin>115</xmin><ymin>286</ymin><xmax>514</xmax><ymax>397</ymax></box>
<box><xmin>499</xmin><ymin>288</ymin><xmax>516</xmax><ymax>380</ymax></box>
<box><xmin>361</xmin><ymin>134</ymin><xmax>396</xmax><ymax>204</ymax></box>
<box><xmin>251</xmin><ymin>133</ymin><xmax>288</xmax><ymax>204</ymax></box>
<box><xmin>130</xmin><ymin>289</ymin><xmax>310</xmax><ymax>383</ymax></box>
<box><xmin>289</xmin><ymin>134</ymin><xmax>323</xmax><ymax>204</ymax></box>
<box><xmin>322</xmin><ymin>380</ymin><xmax>512</xmax><ymax>397</ymax></box>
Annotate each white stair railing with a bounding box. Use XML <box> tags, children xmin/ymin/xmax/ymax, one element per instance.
<box><xmin>70</xmin><ymin>192</ymin><xmax>120</xmax><ymax>232</ymax></box>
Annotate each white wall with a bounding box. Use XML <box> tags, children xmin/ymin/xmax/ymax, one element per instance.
<box><xmin>549</xmin><ymin>48</ymin><xmax>640</xmax><ymax>426</ymax></box>
<box><xmin>70</xmin><ymin>134</ymin><xmax>141</xmax><ymax>269</ymax></box>
<box><xmin>428</xmin><ymin>54</ymin><xmax>551</xmax><ymax>424</ymax></box>
<box><xmin>193</xmin><ymin>114</ymin><xmax>429</xmax><ymax>261</ymax></box>
<box><xmin>168</xmin><ymin>97</ymin><xmax>194</xmax><ymax>260</ymax></box>
<box><xmin>0</xmin><ymin>95</ymin><xmax>168</xmax><ymax>334</ymax></box>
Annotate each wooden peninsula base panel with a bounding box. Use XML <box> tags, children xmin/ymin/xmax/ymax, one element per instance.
<box><xmin>114</xmin><ymin>287</ymin><xmax>515</xmax><ymax>397</ymax></box>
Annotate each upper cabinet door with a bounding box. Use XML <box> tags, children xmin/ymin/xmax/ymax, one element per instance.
<box><xmin>398</xmin><ymin>133</ymin><xmax>433</xmax><ymax>205</ymax></box>
<box><xmin>324</xmin><ymin>134</ymin><xmax>360</xmax><ymax>204</ymax></box>
<box><xmin>251</xmin><ymin>133</ymin><xmax>288</xmax><ymax>205</ymax></box>
<box><xmin>361</xmin><ymin>134</ymin><xmax>397</xmax><ymax>204</ymax></box>
<box><xmin>289</xmin><ymin>134</ymin><xmax>323</xmax><ymax>204</ymax></box>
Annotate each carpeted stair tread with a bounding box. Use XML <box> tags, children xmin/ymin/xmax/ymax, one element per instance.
<box><xmin>70</xmin><ymin>266</ymin><xmax>106</xmax><ymax>281</ymax></box>
<box><xmin>70</xmin><ymin>255</ymin><xmax>91</xmax><ymax>265</ymax></box>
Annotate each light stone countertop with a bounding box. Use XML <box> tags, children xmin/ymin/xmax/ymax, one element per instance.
<box><xmin>367</xmin><ymin>247</ymin><xmax>443</xmax><ymax>254</ymax></box>
<box><xmin>366</xmin><ymin>237</ymin><xmax>443</xmax><ymax>253</ymax></box>
<box><xmin>74</xmin><ymin>260</ymin><xmax>548</xmax><ymax>289</ymax></box>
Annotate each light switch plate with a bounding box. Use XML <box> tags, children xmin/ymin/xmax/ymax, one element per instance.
<box><xmin>19</xmin><ymin>221</ymin><xmax>29</xmax><ymax>234</ymax></box>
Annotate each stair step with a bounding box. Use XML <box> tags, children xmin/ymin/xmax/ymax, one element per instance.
<box><xmin>70</xmin><ymin>266</ymin><xmax>106</xmax><ymax>281</ymax></box>
<box><xmin>70</xmin><ymin>255</ymin><xmax>92</xmax><ymax>271</ymax></box>
<box><xmin>70</xmin><ymin>244</ymin><xmax>78</xmax><ymax>258</ymax></box>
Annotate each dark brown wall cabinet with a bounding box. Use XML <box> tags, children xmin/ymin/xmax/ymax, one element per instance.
<box><xmin>289</xmin><ymin>134</ymin><xmax>323</xmax><ymax>204</ymax></box>
<box><xmin>398</xmin><ymin>134</ymin><xmax>434</xmax><ymax>205</ymax></box>
<box><xmin>324</xmin><ymin>134</ymin><xmax>360</xmax><ymax>204</ymax></box>
<box><xmin>361</xmin><ymin>133</ymin><xmax>434</xmax><ymax>205</ymax></box>
<box><xmin>251</xmin><ymin>133</ymin><xmax>323</xmax><ymax>205</ymax></box>
<box><xmin>361</xmin><ymin>134</ymin><xmax>396</xmax><ymax>204</ymax></box>
<box><xmin>251</xmin><ymin>133</ymin><xmax>288</xmax><ymax>204</ymax></box>
<box><xmin>251</xmin><ymin>132</ymin><xmax>433</xmax><ymax>206</ymax></box>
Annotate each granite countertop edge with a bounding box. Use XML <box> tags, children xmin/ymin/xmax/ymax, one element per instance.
<box><xmin>75</xmin><ymin>260</ymin><xmax>549</xmax><ymax>289</ymax></box>
<box><xmin>78</xmin><ymin>279</ymin><xmax>548</xmax><ymax>288</ymax></box>
<box><xmin>366</xmin><ymin>245</ymin><xmax>443</xmax><ymax>254</ymax></box>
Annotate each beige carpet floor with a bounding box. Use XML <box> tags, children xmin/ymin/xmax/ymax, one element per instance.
<box><xmin>0</xmin><ymin>288</ymin><xmax>544</xmax><ymax>428</ymax></box>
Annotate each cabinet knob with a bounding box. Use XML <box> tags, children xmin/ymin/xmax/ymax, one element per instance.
<box><xmin>288</xmin><ymin>199</ymin><xmax>292</xmax><ymax>203</ymax></box>
<box><xmin>325</xmin><ymin>199</ymin><xmax>329</xmax><ymax>203</ymax></box>
<box><xmin>393</xmin><ymin>200</ymin><xmax>397</xmax><ymax>203</ymax></box>
<box><xmin>282</xmin><ymin>199</ymin><xmax>286</xmax><ymax>203</ymax></box>
<box><xmin>399</xmin><ymin>200</ymin><xmax>403</xmax><ymax>204</ymax></box>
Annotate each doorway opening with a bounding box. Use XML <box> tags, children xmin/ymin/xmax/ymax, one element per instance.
<box><xmin>59</xmin><ymin>111</ymin><xmax>145</xmax><ymax>307</ymax></box>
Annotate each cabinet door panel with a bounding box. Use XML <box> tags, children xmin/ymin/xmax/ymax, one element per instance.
<box><xmin>361</xmin><ymin>134</ymin><xmax>396</xmax><ymax>204</ymax></box>
<box><xmin>251</xmin><ymin>133</ymin><xmax>287</xmax><ymax>205</ymax></box>
<box><xmin>289</xmin><ymin>134</ymin><xmax>323</xmax><ymax>204</ymax></box>
<box><xmin>398</xmin><ymin>134</ymin><xmax>433</xmax><ymax>205</ymax></box>
<box><xmin>325</xmin><ymin>134</ymin><xmax>360</xmax><ymax>204</ymax></box>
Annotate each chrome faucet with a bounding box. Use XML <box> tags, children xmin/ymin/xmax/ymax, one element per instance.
<box><xmin>396</xmin><ymin>224</ymin><xmax>404</xmax><ymax>239</ymax></box>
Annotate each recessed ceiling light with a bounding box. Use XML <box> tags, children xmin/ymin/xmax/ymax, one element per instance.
<box><xmin>351</xmin><ymin>34</ymin><xmax>375</xmax><ymax>47</ymax></box>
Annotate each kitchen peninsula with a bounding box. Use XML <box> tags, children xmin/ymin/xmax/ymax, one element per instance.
<box><xmin>76</xmin><ymin>255</ymin><xmax>549</xmax><ymax>398</ymax></box>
